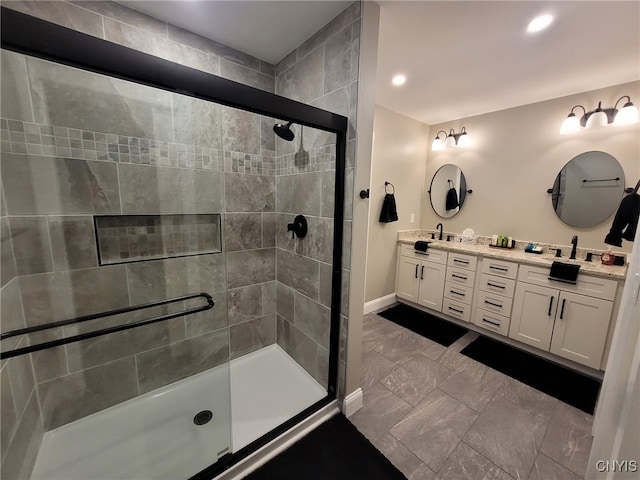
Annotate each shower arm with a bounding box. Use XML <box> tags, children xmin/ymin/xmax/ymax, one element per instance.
<box><xmin>0</xmin><ymin>292</ymin><xmax>214</xmax><ymax>360</ymax></box>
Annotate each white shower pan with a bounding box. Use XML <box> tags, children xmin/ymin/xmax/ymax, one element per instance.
<box><xmin>31</xmin><ymin>345</ymin><xmax>326</xmax><ymax>480</ymax></box>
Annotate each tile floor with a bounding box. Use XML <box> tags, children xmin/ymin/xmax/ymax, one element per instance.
<box><xmin>348</xmin><ymin>311</ymin><xmax>595</xmax><ymax>480</ymax></box>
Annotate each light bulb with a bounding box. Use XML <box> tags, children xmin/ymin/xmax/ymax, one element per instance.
<box><xmin>613</xmin><ymin>103</ymin><xmax>638</xmax><ymax>125</ymax></box>
<box><xmin>560</xmin><ymin>113</ymin><xmax>581</xmax><ymax>134</ymax></box>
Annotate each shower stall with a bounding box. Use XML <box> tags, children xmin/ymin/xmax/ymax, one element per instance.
<box><xmin>1</xmin><ymin>8</ymin><xmax>348</xmax><ymax>480</ymax></box>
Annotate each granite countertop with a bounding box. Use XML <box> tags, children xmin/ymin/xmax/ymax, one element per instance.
<box><xmin>398</xmin><ymin>232</ymin><xmax>628</xmax><ymax>280</ymax></box>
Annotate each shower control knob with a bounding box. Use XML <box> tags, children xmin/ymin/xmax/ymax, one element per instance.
<box><xmin>287</xmin><ymin>215</ymin><xmax>308</xmax><ymax>239</ymax></box>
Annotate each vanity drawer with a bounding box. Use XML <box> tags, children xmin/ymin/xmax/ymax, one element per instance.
<box><xmin>481</xmin><ymin>258</ymin><xmax>519</xmax><ymax>279</ymax></box>
<box><xmin>479</xmin><ymin>273</ymin><xmax>516</xmax><ymax>298</ymax></box>
<box><xmin>477</xmin><ymin>290</ymin><xmax>513</xmax><ymax>316</ymax></box>
<box><xmin>447</xmin><ymin>253</ymin><xmax>477</xmax><ymax>271</ymax></box>
<box><xmin>446</xmin><ymin>267</ymin><xmax>475</xmax><ymax>287</ymax></box>
<box><xmin>443</xmin><ymin>298</ymin><xmax>471</xmax><ymax>322</ymax></box>
<box><xmin>399</xmin><ymin>244</ymin><xmax>448</xmax><ymax>264</ymax></box>
<box><xmin>474</xmin><ymin>309</ymin><xmax>511</xmax><ymax>336</ymax></box>
<box><xmin>517</xmin><ymin>265</ymin><xmax>618</xmax><ymax>301</ymax></box>
<box><xmin>444</xmin><ymin>281</ymin><xmax>474</xmax><ymax>305</ymax></box>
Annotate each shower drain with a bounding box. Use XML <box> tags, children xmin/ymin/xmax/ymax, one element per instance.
<box><xmin>193</xmin><ymin>410</ymin><xmax>213</xmax><ymax>426</ymax></box>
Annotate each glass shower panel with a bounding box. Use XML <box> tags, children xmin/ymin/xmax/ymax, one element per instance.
<box><xmin>0</xmin><ymin>49</ymin><xmax>231</xmax><ymax>480</ymax></box>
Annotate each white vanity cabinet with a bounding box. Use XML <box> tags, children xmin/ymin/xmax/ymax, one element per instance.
<box><xmin>396</xmin><ymin>245</ymin><xmax>448</xmax><ymax>312</ymax></box>
<box><xmin>443</xmin><ymin>252</ymin><xmax>478</xmax><ymax>322</ymax></box>
<box><xmin>509</xmin><ymin>265</ymin><xmax>616</xmax><ymax>369</ymax></box>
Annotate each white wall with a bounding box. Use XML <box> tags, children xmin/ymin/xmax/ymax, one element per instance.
<box><xmin>364</xmin><ymin>105</ymin><xmax>430</xmax><ymax>302</ymax></box>
<box><xmin>422</xmin><ymin>81</ymin><xmax>640</xmax><ymax>252</ymax></box>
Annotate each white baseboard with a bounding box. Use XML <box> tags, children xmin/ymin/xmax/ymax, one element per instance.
<box><xmin>215</xmin><ymin>402</ymin><xmax>339</xmax><ymax>480</ymax></box>
<box><xmin>363</xmin><ymin>293</ymin><xmax>396</xmax><ymax>314</ymax></box>
<box><xmin>341</xmin><ymin>388</ymin><xmax>363</xmax><ymax>417</ymax></box>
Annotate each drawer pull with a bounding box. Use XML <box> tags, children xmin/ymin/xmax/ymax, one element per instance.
<box><xmin>415</xmin><ymin>264</ymin><xmax>419</xmax><ymax>279</ymax></box>
<box><xmin>489</xmin><ymin>265</ymin><xmax>509</xmax><ymax>272</ymax></box>
<box><xmin>487</xmin><ymin>282</ymin><xmax>506</xmax><ymax>289</ymax></box>
<box><xmin>482</xmin><ymin>318</ymin><xmax>500</xmax><ymax>327</ymax></box>
<box><xmin>548</xmin><ymin>296</ymin><xmax>554</xmax><ymax>316</ymax></box>
<box><xmin>421</xmin><ymin>265</ymin><xmax>425</xmax><ymax>280</ymax></box>
<box><xmin>560</xmin><ymin>298</ymin><xmax>566</xmax><ymax>319</ymax></box>
<box><xmin>416</xmin><ymin>251</ymin><xmax>429</xmax><ymax>256</ymax></box>
<box><xmin>451</xmin><ymin>274</ymin><xmax>468</xmax><ymax>281</ymax></box>
<box><xmin>450</xmin><ymin>290</ymin><xmax>465</xmax><ymax>297</ymax></box>
<box><xmin>448</xmin><ymin>306</ymin><xmax>464</xmax><ymax>314</ymax></box>
<box><xmin>453</xmin><ymin>259</ymin><xmax>469</xmax><ymax>265</ymax></box>
<box><xmin>484</xmin><ymin>300</ymin><xmax>503</xmax><ymax>308</ymax></box>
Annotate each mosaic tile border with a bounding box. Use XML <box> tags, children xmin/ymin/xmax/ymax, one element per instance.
<box><xmin>275</xmin><ymin>144</ymin><xmax>337</xmax><ymax>176</ymax></box>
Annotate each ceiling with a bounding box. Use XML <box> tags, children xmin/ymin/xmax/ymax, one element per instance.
<box><xmin>121</xmin><ymin>1</ymin><xmax>640</xmax><ymax>126</ymax></box>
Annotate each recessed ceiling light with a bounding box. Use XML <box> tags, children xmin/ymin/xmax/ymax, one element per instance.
<box><xmin>392</xmin><ymin>74</ymin><xmax>406</xmax><ymax>86</ymax></box>
<box><xmin>527</xmin><ymin>14</ymin><xmax>554</xmax><ymax>33</ymax></box>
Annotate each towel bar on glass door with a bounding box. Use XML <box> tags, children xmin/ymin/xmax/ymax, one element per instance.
<box><xmin>0</xmin><ymin>292</ymin><xmax>214</xmax><ymax>360</ymax></box>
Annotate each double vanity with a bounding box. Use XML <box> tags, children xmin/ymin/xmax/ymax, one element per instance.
<box><xmin>395</xmin><ymin>233</ymin><xmax>627</xmax><ymax>373</ymax></box>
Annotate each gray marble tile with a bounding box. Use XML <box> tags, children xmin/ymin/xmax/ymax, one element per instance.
<box><xmin>2</xmin><ymin>153</ymin><xmax>120</xmax><ymax>215</ymax></box>
<box><xmin>276</xmin><ymin>46</ymin><xmax>324</xmax><ymax>103</ymax></box>
<box><xmin>495</xmin><ymin>377</ymin><xmax>558</xmax><ymax>420</ymax></box>
<box><xmin>294</xmin><ymin>291</ymin><xmax>330</xmax><ymax>348</ymax></box>
<box><xmin>362</xmin><ymin>314</ymin><xmax>402</xmax><ymax>353</ymax></box>
<box><xmin>226</xmin><ymin>248</ymin><xmax>275</xmax><ymax>289</ymax></box>
<box><xmin>295</xmin><ymin>216</ymin><xmax>334</xmax><ymax>264</ymax></box>
<box><xmin>342</xmin><ymin>220</ymin><xmax>352</xmax><ymax>268</ymax></box>
<box><xmin>324</xmin><ymin>25</ymin><xmax>352</xmax><ymax>94</ymax></box>
<box><xmin>350</xmin><ymin>19</ymin><xmax>361</xmax><ymax>83</ymax></box>
<box><xmin>3</xmin><ymin>1</ymin><xmax>104</xmax><ymax>37</ymax></box>
<box><xmin>277</xmin><ymin>315</ymin><xmax>318</xmax><ymax>379</ymax></box>
<box><xmin>350</xmin><ymin>383</ymin><xmax>412</xmax><ymax>443</ymax></box>
<box><xmin>1</xmin><ymin>217</ymin><xmax>17</xmax><ymax>288</ymax></box>
<box><xmin>137</xmin><ymin>330</ymin><xmax>228</xmax><ymax>393</ymax></box>
<box><xmin>1</xmin><ymin>50</ymin><xmax>33</xmax><ymax>122</ymax></box>
<box><xmin>373</xmin><ymin>432</ymin><xmax>435</xmax><ymax>480</ymax></box>
<box><xmin>528</xmin><ymin>453</ymin><xmax>582</xmax><ymax>480</ymax></box>
<box><xmin>6</xmin><ymin>350</ymin><xmax>35</xmax><ymax>422</ymax></box>
<box><xmin>220</xmin><ymin>60</ymin><xmax>275</xmax><ymax>93</ymax></box>
<box><xmin>276</xmin><ymin>248</ymin><xmax>319</xmax><ymax>299</ymax></box>
<box><xmin>172</xmin><ymin>94</ymin><xmax>222</xmax><ymax>148</ymax></box>
<box><xmin>276</xmin><ymin>281</ymin><xmax>295</xmax><ymax>322</ymax></box>
<box><xmin>309</xmin><ymin>87</ymin><xmax>349</xmax><ymax>148</ymax></box>
<box><xmin>224</xmin><ymin>213</ymin><xmax>263</xmax><ymax>252</ymax></box>
<box><xmin>185</xmin><ymin>291</ymin><xmax>227</xmax><ymax>338</ymax></box>
<box><xmin>1</xmin><ymin>366</ymin><xmax>17</xmax><ymax>460</ymax></box>
<box><xmin>381</xmin><ymin>354</ymin><xmax>452</xmax><ymax>406</ymax></box>
<box><xmin>260</xmin><ymin>61</ymin><xmax>275</xmax><ymax>77</ymax></box>
<box><xmin>19</xmin><ymin>265</ymin><xmax>129</xmax><ymax>327</ymax></box>
<box><xmin>375</xmin><ymin>327</ymin><xmax>445</xmax><ymax>364</ymax></box>
<box><xmin>71</xmin><ymin>1</ymin><xmax>168</xmax><ymax>36</ymax></box>
<box><xmin>321</xmin><ymin>170</ymin><xmax>335</xmax><ymax>218</ymax></box>
<box><xmin>262</xmin><ymin>213</ymin><xmax>277</xmax><ymax>248</ymax></box>
<box><xmin>0</xmin><ymin>390</ymin><xmax>43</xmax><ymax>480</ymax></box>
<box><xmin>314</xmin><ymin>344</ymin><xmax>329</xmax><ymax>388</ymax></box>
<box><xmin>29</xmin><ymin>329</ymin><xmax>69</xmax><ymax>383</ymax></box>
<box><xmin>127</xmin><ymin>254</ymin><xmax>226</xmax><ymax>304</ymax></box>
<box><xmin>436</xmin><ymin>442</ymin><xmax>514</xmax><ymax>480</ymax></box>
<box><xmin>28</xmin><ymin>56</ymin><xmax>174</xmax><ymax>138</ymax></box>
<box><xmin>344</xmin><ymin>167</ymin><xmax>354</xmax><ymax>220</ymax></box>
<box><xmin>540</xmin><ymin>403</ymin><xmax>594</xmax><ymax>478</ymax></box>
<box><xmin>65</xmin><ymin>313</ymin><xmax>186</xmax><ymax>373</ymax></box>
<box><xmin>104</xmin><ymin>18</ymin><xmax>218</xmax><ymax>76</ymax></box>
<box><xmin>276</xmin><ymin>172</ymin><xmax>322</xmax><ymax>216</ymax></box>
<box><xmin>275</xmin><ymin>49</ymin><xmax>298</xmax><ymax>77</ymax></box>
<box><xmin>222</xmin><ymin>107</ymin><xmax>261</xmax><ymax>155</ymax></box>
<box><xmin>390</xmin><ymin>389</ymin><xmax>478</xmax><ymax>472</ymax></box>
<box><xmin>464</xmin><ymin>396</ymin><xmax>548</xmax><ymax>479</ymax></box>
<box><xmin>230</xmin><ymin>314</ymin><xmax>276</xmax><ymax>360</ymax></box>
<box><xmin>119</xmin><ymin>164</ymin><xmax>224</xmax><ymax>214</ymax></box>
<box><xmin>319</xmin><ymin>263</ymin><xmax>350</xmax><ymax>314</ymax></box>
<box><xmin>262</xmin><ymin>281</ymin><xmax>277</xmax><ymax>315</ymax></box>
<box><xmin>260</xmin><ymin>117</ymin><xmax>276</xmax><ymax>155</ymax></box>
<box><xmin>275</xmin><ymin>213</ymin><xmax>296</xmax><ymax>254</ymax></box>
<box><xmin>8</xmin><ymin>216</ymin><xmax>53</xmax><ymax>275</ymax></box>
<box><xmin>0</xmin><ymin>278</ymin><xmax>25</xmax><ymax>341</ymax></box>
<box><xmin>438</xmin><ymin>361</ymin><xmax>506</xmax><ymax>412</ymax></box>
<box><xmin>361</xmin><ymin>349</ymin><xmax>399</xmax><ymax>391</ymax></box>
<box><xmin>228</xmin><ymin>284</ymin><xmax>263</xmax><ymax>325</ymax></box>
<box><xmin>38</xmin><ymin>357</ymin><xmax>138</xmax><ymax>430</ymax></box>
<box><xmin>48</xmin><ymin>215</ymin><xmax>98</xmax><ymax>271</ymax></box>
<box><xmin>224</xmin><ymin>173</ymin><xmax>275</xmax><ymax>213</ymax></box>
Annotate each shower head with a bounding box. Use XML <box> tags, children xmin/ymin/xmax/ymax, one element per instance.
<box><xmin>273</xmin><ymin>121</ymin><xmax>295</xmax><ymax>141</ymax></box>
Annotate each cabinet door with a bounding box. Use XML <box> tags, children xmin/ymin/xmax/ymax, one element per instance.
<box><xmin>397</xmin><ymin>256</ymin><xmax>420</xmax><ymax>302</ymax></box>
<box><xmin>418</xmin><ymin>261</ymin><xmax>446</xmax><ymax>312</ymax></box>
<box><xmin>509</xmin><ymin>283</ymin><xmax>557</xmax><ymax>351</ymax></box>
<box><xmin>550</xmin><ymin>292</ymin><xmax>613</xmax><ymax>369</ymax></box>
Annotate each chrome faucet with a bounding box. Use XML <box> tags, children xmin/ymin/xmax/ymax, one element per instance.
<box><xmin>436</xmin><ymin>223</ymin><xmax>443</xmax><ymax>241</ymax></box>
<box><xmin>570</xmin><ymin>235</ymin><xmax>578</xmax><ymax>260</ymax></box>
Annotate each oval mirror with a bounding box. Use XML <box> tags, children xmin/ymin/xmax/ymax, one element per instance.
<box><xmin>429</xmin><ymin>164</ymin><xmax>468</xmax><ymax>218</ymax></box>
<box><xmin>550</xmin><ymin>151</ymin><xmax>625</xmax><ymax>228</ymax></box>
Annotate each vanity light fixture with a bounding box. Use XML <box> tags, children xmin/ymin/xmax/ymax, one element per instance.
<box><xmin>432</xmin><ymin>128</ymin><xmax>469</xmax><ymax>151</ymax></box>
<box><xmin>560</xmin><ymin>96</ymin><xmax>638</xmax><ymax>134</ymax></box>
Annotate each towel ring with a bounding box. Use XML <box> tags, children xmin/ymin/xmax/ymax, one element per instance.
<box><xmin>385</xmin><ymin>181</ymin><xmax>395</xmax><ymax>194</ymax></box>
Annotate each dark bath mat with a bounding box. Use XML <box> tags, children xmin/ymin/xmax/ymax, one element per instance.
<box><xmin>460</xmin><ymin>335</ymin><xmax>601</xmax><ymax>414</ymax></box>
<box><xmin>378</xmin><ymin>303</ymin><xmax>468</xmax><ymax>347</ymax></box>
<box><xmin>243</xmin><ymin>413</ymin><xmax>406</xmax><ymax>480</ymax></box>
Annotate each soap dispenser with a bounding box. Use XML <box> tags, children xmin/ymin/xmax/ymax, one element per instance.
<box><xmin>601</xmin><ymin>249</ymin><xmax>615</xmax><ymax>266</ymax></box>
